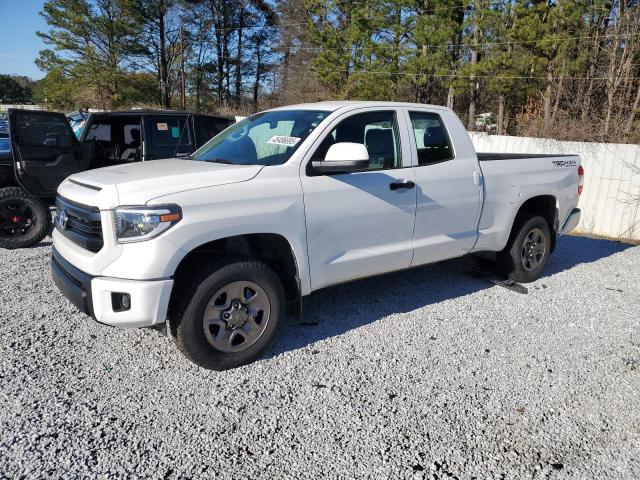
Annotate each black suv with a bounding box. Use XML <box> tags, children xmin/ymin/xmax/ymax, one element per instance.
<box><xmin>0</xmin><ymin>109</ymin><xmax>234</xmax><ymax>249</ymax></box>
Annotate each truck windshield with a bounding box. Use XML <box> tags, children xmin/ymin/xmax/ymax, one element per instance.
<box><xmin>192</xmin><ymin>110</ymin><xmax>330</xmax><ymax>166</ymax></box>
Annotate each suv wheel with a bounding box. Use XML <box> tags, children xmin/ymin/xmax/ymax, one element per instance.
<box><xmin>497</xmin><ymin>214</ymin><xmax>552</xmax><ymax>283</ymax></box>
<box><xmin>171</xmin><ymin>259</ymin><xmax>285</xmax><ymax>370</ymax></box>
<box><xmin>0</xmin><ymin>187</ymin><xmax>51</xmax><ymax>249</ymax></box>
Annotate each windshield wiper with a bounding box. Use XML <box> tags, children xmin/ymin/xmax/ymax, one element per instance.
<box><xmin>207</xmin><ymin>158</ymin><xmax>236</xmax><ymax>165</ymax></box>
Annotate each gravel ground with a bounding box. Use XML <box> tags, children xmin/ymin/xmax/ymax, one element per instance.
<box><xmin>1</xmin><ymin>235</ymin><xmax>639</xmax><ymax>479</ymax></box>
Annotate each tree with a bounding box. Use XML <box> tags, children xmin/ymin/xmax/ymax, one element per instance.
<box><xmin>125</xmin><ymin>0</ymin><xmax>182</xmax><ymax>108</ymax></box>
<box><xmin>407</xmin><ymin>0</ymin><xmax>466</xmax><ymax>108</ymax></box>
<box><xmin>36</xmin><ymin>0</ymin><xmax>140</xmax><ymax>108</ymax></box>
<box><xmin>0</xmin><ymin>75</ymin><xmax>34</xmax><ymax>104</ymax></box>
<box><xmin>31</xmin><ymin>71</ymin><xmax>74</xmax><ymax>110</ymax></box>
<box><xmin>31</xmin><ymin>0</ymin><xmax>640</xmax><ymax>142</ymax></box>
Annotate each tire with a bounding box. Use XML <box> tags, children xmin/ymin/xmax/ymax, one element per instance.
<box><xmin>0</xmin><ymin>187</ymin><xmax>51</xmax><ymax>250</ymax></box>
<box><xmin>171</xmin><ymin>259</ymin><xmax>285</xmax><ymax>370</ymax></box>
<box><xmin>497</xmin><ymin>214</ymin><xmax>552</xmax><ymax>283</ymax></box>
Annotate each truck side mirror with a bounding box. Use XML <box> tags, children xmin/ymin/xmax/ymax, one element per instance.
<box><xmin>311</xmin><ymin>142</ymin><xmax>370</xmax><ymax>174</ymax></box>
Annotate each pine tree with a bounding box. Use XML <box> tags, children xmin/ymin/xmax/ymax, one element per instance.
<box><xmin>36</xmin><ymin>0</ymin><xmax>140</xmax><ymax>108</ymax></box>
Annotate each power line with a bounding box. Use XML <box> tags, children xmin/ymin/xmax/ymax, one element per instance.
<box><xmin>306</xmin><ymin>0</ymin><xmax>617</xmax><ymax>16</ymax></box>
<box><xmin>211</xmin><ymin>30</ymin><xmax>640</xmax><ymax>54</ymax></box>
<box><xmin>282</xmin><ymin>63</ymin><xmax>637</xmax><ymax>82</ymax></box>
<box><xmin>174</xmin><ymin>1</ymin><xmax>619</xmax><ymax>36</ymax></box>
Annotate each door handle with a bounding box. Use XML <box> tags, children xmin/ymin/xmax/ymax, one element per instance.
<box><xmin>389</xmin><ymin>180</ymin><xmax>415</xmax><ymax>191</ymax></box>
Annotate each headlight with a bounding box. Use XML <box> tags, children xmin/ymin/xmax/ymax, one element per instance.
<box><xmin>113</xmin><ymin>205</ymin><xmax>182</xmax><ymax>243</ymax></box>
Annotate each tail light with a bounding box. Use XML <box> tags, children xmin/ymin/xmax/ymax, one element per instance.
<box><xmin>578</xmin><ymin>165</ymin><xmax>584</xmax><ymax>196</ymax></box>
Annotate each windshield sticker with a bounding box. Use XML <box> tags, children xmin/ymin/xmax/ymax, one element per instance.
<box><xmin>171</xmin><ymin>126</ymin><xmax>180</xmax><ymax>138</ymax></box>
<box><xmin>157</xmin><ymin>122</ymin><xmax>168</xmax><ymax>131</ymax></box>
<box><xmin>267</xmin><ymin>135</ymin><xmax>301</xmax><ymax>147</ymax></box>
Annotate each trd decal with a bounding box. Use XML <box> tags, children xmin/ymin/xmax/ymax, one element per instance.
<box><xmin>552</xmin><ymin>159</ymin><xmax>577</xmax><ymax>167</ymax></box>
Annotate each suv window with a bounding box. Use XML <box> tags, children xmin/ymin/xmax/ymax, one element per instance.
<box><xmin>86</xmin><ymin>123</ymin><xmax>111</xmax><ymax>142</ymax></box>
<box><xmin>312</xmin><ymin>111</ymin><xmax>402</xmax><ymax>170</ymax></box>
<box><xmin>145</xmin><ymin>115</ymin><xmax>194</xmax><ymax>160</ymax></box>
<box><xmin>149</xmin><ymin>116</ymin><xmax>192</xmax><ymax>147</ymax></box>
<box><xmin>409</xmin><ymin>112</ymin><xmax>454</xmax><ymax>165</ymax></box>
<box><xmin>14</xmin><ymin>113</ymin><xmax>72</xmax><ymax>149</ymax></box>
<box><xmin>85</xmin><ymin>117</ymin><xmax>142</xmax><ymax>168</ymax></box>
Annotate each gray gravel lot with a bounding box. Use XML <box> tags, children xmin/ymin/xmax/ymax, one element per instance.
<box><xmin>1</xmin><ymin>235</ymin><xmax>639</xmax><ymax>479</ymax></box>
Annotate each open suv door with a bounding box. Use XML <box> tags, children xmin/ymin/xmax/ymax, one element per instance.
<box><xmin>8</xmin><ymin>109</ymin><xmax>88</xmax><ymax>197</ymax></box>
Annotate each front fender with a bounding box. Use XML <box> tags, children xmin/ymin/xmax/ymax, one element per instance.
<box><xmin>140</xmin><ymin>167</ymin><xmax>311</xmax><ymax>295</ymax></box>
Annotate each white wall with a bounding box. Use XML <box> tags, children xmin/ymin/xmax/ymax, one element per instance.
<box><xmin>0</xmin><ymin>104</ymin><xmax>46</xmax><ymax>113</ymax></box>
<box><xmin>469</xmin><ymin>132</ymin><xmax>640</xmax><ymax>241</ymax></box>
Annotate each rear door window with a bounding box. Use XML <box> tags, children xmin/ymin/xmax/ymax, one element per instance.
<box><xmin>145</xmin><ymin>115</ymin><xmax>193</xmax><ymax>159</ymax></box>
<box><xmin>409</xmin><ymin>112</ymin><xmax>454</xmax><ymax>166</ymax></box>
<box><xmin>149</xmin><ymin>117</ymin><xmax>192</xmax><ymax>147</ymax></box>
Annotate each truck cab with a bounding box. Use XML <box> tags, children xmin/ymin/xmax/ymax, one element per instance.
<box><xmin>0</xmin><ymin>109</ymin><xmax>234</xmax><ymax>249</ymax></box>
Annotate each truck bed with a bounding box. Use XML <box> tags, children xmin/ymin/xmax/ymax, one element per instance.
<box><xmin>474</xmin><ymin>152</ymin><xmax>581</xmax><ymax>252</ymax></box>
<box><xmin>477</xmin><ymin>152</ymin><xmax>576</xmax><ymax>161</ymax></box>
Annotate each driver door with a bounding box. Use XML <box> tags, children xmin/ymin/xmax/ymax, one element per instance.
<box><xmin>301</xmin><ymin>109</ymin><xmax>417</xmax><ymax>290</ymax></box>
<box><xmin>8</xmin><ymin>109</ymin><xmax>87</xmax><ymax>196</ymax></box>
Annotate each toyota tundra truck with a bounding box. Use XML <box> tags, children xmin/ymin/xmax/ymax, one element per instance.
<box><xmin>48</xmin><ymin>101</ymin><xmax>583</xmax><ymax>370</ymax></box>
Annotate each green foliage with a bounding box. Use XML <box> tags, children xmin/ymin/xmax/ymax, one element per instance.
<box><xmin>0</xmin><ymin>75</ymin><xmax>34</xmax><ymax>104</ymax></box>
<box><xmin>28</xmin><ymin>0</ymin><xmax>640</xmax><ymax>140</ymax></box>
<box><xmin>36</xmin><ymin>0</ymin><xmax>141</xmax><ymax>108</ymax></box>
<box><xmin>31</xmin><ymin>71</ymin><xmax>74</xmax><ymax>110</ymax></box>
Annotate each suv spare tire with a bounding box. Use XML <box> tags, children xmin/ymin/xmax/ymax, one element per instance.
<box><xmin>0</xmin><ymin>187</ymin><xmax>51</xmax><ymax>249</ymax></box>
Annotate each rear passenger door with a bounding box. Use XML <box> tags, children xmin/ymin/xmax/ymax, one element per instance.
<box><xmin>143</xmin><ymin>115</ymin><xmax>194</xmax><ymax>160</ymax></box>
<box><xmin>406</xmin><ymin>109</ymin><xmax>483</xmax><ymax>266</ymax></box>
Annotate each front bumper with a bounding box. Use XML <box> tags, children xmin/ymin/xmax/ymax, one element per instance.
<box><xmin>52</xmin><ymin>247</ymin><xmax>173</xmax><ymax>328</ymax></box>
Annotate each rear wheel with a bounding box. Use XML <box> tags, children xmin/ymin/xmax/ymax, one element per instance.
<box><xmin>171</xmin><ymin>259</ymin><xmax>285</xmax><ymax>370</ymax></box>
<box><xmin>497</xmin><ymin>214</ymin><xmax>551</xmax><ymax>283</ymax></box>
<box><xmin>0</xmin><ymin>187</ymin><xmax>51</xmax><ymax>249</ymax></box>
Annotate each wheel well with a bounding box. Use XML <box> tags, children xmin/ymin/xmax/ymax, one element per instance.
<box><xmin>516</xmin><ymin>195</ymin><xmax>557</xmax><ymax>252</ymax></box>
<box><xmin>171</xmin><ymin>233</ymin><xmax>301</xmax><ymax>312</ymax></box>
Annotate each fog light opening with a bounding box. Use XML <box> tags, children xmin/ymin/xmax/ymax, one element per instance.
<box><xmin>111</xmin><ymin>292</ymin><xmax>131</xmax><ymax>312</ymax></box>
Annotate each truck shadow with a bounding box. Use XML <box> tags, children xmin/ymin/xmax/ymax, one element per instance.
<box><xmin>269</xmin><ymin>235</ymin><xmax>634</xmax><ymax>357</ymax></box>
<box><xmin>543</xmin><ymin>234</ymin><xmax>633</xmax><ymax>276</ymax></box>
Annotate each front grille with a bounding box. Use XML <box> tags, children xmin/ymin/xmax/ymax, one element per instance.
<box><xmin>55</xmin><ymin>196</ymin><xmax>103</xmax><ymax>252</ymax></box>
<box><xmin>66</xmin><ymin>216</ymin><xmax>102</xmax><ymax>237</ymax></box>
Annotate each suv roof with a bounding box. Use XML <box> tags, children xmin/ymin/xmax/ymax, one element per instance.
<box><xmin>90</xmin><ymin>109</ymin><xmax>234</xmax><ymax>119</ymax></box>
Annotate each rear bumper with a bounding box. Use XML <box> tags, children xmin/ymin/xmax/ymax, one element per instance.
<box><xmin>560</xmin><ymin>208</ymin><xmax>581</xmax><ymax>235</ymax></box>
<box><xmin>51</xmin><ymin>247</ymin><xmax>173</xmax><ymax>328</ymax></box>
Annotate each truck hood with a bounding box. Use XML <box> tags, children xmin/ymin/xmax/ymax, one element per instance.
<box><xmin>58</xmin><ymin>159</ymin><xmax>263</xmax><ymax>209</ymax></box>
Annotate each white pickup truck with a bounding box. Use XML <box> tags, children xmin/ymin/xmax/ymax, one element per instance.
<box><xmin>50</xmin><ymin>101</ymin><xmax>583</xmax><ymax>370</ymax></box>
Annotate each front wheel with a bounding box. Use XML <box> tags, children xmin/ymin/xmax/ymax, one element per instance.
<box><xmin>0</xmin><ymin>187</ymin><xmax>51</xmax><ymax>249</ymax></box>
<box><xmin>171</xmin><ymin>259</ymin><xmax>285</xmax><ymax>370</ymax></box>
<box><xmin>497</xmin><ymin>214</ymin><xmax>551</xmax><ymax>283</ymax></box>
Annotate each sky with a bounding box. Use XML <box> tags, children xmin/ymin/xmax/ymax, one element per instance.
<box><xmin>0</xmin><ymin>0</ymin><xmax>47</xmax><ymax>79</ymax></box>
